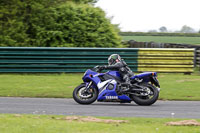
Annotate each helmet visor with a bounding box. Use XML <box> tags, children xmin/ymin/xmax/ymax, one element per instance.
<box><xmin>108</xmin><ymin>58</ymin><xmax>115</xmax><ymax>65</ymax></box>
<box><xmin>108</xmin><ymin>54</ymin><xmax>120</xmax><ymax>65</ymax></box>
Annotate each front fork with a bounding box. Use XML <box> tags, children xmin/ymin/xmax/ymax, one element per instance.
<box><xmin>85</xmin><ymin>81</ymin><xmax>93</xmax><ymax>93</ymax></box>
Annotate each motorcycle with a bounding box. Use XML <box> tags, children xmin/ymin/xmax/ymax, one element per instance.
<box><xmin>73</xmin><ymin>66</ymin><xmax>160</xmax><ymax>106</ymax></box>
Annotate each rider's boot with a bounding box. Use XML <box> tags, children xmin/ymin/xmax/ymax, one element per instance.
<box><xmin>120</xmin><ymin>75</ymin><xmax>132</xmax><ymax>93</ymax></box>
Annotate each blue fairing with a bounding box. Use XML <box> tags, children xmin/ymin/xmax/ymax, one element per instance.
<box><xmin>82</xmin><ymin>69</ymin><xmax>131</xmax><ymax>102</ymax></box>
<box><xmin>82</xmin><ymin>69</ymin><xmax>101</xmax><ymax>85</ymax></box>
<box><xmin>97</xmin><ymin>80</ymin><xmax>131</xmax><ymax>101</ymax></box>
<box><xmin>83</xmin><ymin>69</ymin><xmax>98</xmax><ymax>77</ymax></box>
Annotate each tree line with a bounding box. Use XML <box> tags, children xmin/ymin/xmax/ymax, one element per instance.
<box><xmin>149</xmin><ymin>25</ymin><xmax>199</xmax><ymax>33</ymax></box>
<box><xmin>119</xmin><ymin>32</ymin><xmax>200</xmax><ymax>37</ymax></box>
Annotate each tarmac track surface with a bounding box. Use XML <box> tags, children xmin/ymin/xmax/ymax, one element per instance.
<box><xmin>0</xmin><ymin>97</ymin><xmax>199</xmax><ymax>118</ymax></box>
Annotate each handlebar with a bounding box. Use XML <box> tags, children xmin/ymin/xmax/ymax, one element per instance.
<box><xmin>91</xmin><ymin>66</ymin><xmax>101</xmax><ymax>73</ymax></box>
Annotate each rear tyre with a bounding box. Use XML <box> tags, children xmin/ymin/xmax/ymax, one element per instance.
<box><xmin>73</xmin><ymin>83</ymin><xmax>98</xmax><ymax>105</ymax></box>
<box><xmin>131</xmin><ymin>83</ymin><xmax>159</xmax><ymax>106</ymax></box>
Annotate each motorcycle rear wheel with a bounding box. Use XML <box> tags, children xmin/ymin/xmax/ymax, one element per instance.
<box><xmin>131</xmin><ymin>83</ymin><xmax>159</xmax><ymax>106</ymax></box>
<box><xmin>73</xmin><ymin>83</ymin><xmax>98</xmax><ymax>105</ymax></box>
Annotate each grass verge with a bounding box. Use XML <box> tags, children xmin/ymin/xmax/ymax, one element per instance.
<box><xmin>0</xmin><ymin>114</ymin><xmax>200</xmax><ymax>133</ymax></box>
<box><xmin>0</xmin><ymin>73</ymin><xmax>82</xmax><ymax>98</ymax></box>
<box><xmin>158</xmin><ymin>72</ymin><xmax>200</xmax><ymax>100</ymax></box>
<box><xmin>0</xmin><ymin>72</ymin><xmax>200</xmax><ymax>100</ymax></box>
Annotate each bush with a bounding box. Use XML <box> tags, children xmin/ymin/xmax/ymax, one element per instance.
<box><xmin>0</xmin><ymin>0</ymin><xmax>121</xmax><ymax>47</ymax></box>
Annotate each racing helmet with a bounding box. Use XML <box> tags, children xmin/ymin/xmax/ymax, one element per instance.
<box><xmin>108</xmin><ymin>54</ymin><xmax>121</xmax><ymax>65</ymax></box>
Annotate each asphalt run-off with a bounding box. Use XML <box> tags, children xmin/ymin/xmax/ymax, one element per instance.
<box><xmin>0</xmin><ymin>97</ymin><xmax>199</xmax><ymax>118</ymax></box>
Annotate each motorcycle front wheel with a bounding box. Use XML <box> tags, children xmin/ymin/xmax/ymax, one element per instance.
<box><xmin>131</xmin><ymin>83</ymin><xmax>159</xmax><ymax>106</ymax></box>
<box><xmin>73</xmin><ymin>83</ymin><xmax>98</xmax><ymax>105</ymax></box>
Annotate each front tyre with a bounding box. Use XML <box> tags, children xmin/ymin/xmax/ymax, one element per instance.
<box><xmin>73</xmin><ymin>83</ymin><xmax>98</xmax><ymax>105</ymax></box>
<box><xmin>131</xmin><ymin>84</ymin><xmax>159</xmax><ymax>106</ymax></box>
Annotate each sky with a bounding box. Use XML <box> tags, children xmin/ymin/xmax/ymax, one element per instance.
<box><xmin>95</xmin><ymin>0</ymin><xmax>200</xmax><ymax>32</ymax></box>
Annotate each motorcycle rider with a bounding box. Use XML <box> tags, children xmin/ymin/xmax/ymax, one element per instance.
<box><xmin>98</xmin><ymin>54</ymin><xmax>134</xmax><ymax>92</ymax></box>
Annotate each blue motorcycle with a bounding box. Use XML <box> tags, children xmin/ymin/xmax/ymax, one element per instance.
<box><xmin>73</xmin><ymin>66</ymin><xmax>160</xmax><ymax>106</ymax></box>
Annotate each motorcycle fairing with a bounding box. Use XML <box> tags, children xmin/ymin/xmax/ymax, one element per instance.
<box><xmin>97</xmin><ymin>79</ymin><xmax>131</xmax><ymax>102</ymax></box>
<box><xmin>82</xmin><ymin>69</ymin><xmax>103</xmax><ymax>85</ymax></box>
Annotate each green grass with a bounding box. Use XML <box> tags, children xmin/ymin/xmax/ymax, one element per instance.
<box><xmin>122</xmin><ymin>36</ymin><xmax>200</xmax><ymax>45</ymax></box>
<box><xmin>158</xmin><ymin>73</ymin><xmax>200</xmax><ymax>100</ymax></box>
<box><xmin>0</xmin><ymin>72</ymin><xmax>200</xmax><ymax>100</ymax></box>
<box><xmin>0</xmin><ymin>73</ymin><xmax>82</xmax><ymax>98</ymax></box>
<box><xmin>0</xmin><ymin>114</ymin><xmax>200</xmax><ymax>133</ymax></box>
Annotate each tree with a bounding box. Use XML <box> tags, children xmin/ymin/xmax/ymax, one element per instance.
<box><xmin>159</xmin><ymin>26</ymin><xmax>168</xmax><ymax>32</ymax></box>
<box><xmin>0</xmin><ymin>0</ymin><xmax>120</xmax><ymax>47</ymax></box>
<box><xmin>180</xmin><ymin>25</ymin><xmax>195</xmax><ymax>33</ymax></box>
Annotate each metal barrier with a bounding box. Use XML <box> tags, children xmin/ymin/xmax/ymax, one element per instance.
<box><xmin>0</xmin><ymin>47</ymin><xmax>138</xmax><ymax>72</ymax></box>
<box><xmin>0</xmin><ymin>47</ymin><xmax>194</xmax><ymax>73</ymax></box>
<box><xmin>128</xmin><ymin>40</ymin><xmax>200</xmax><ymax>67</ymax></box>
<box><xmin>138</xmin><ymin>48</ymin><xmax>194</xmax><ymax>73</ymax></box>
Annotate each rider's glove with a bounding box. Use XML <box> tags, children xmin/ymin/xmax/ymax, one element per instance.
<box><xmin>99</xmin><ymin>65</ymin><xmax>107</xmax><ymax>71</ymax></box>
